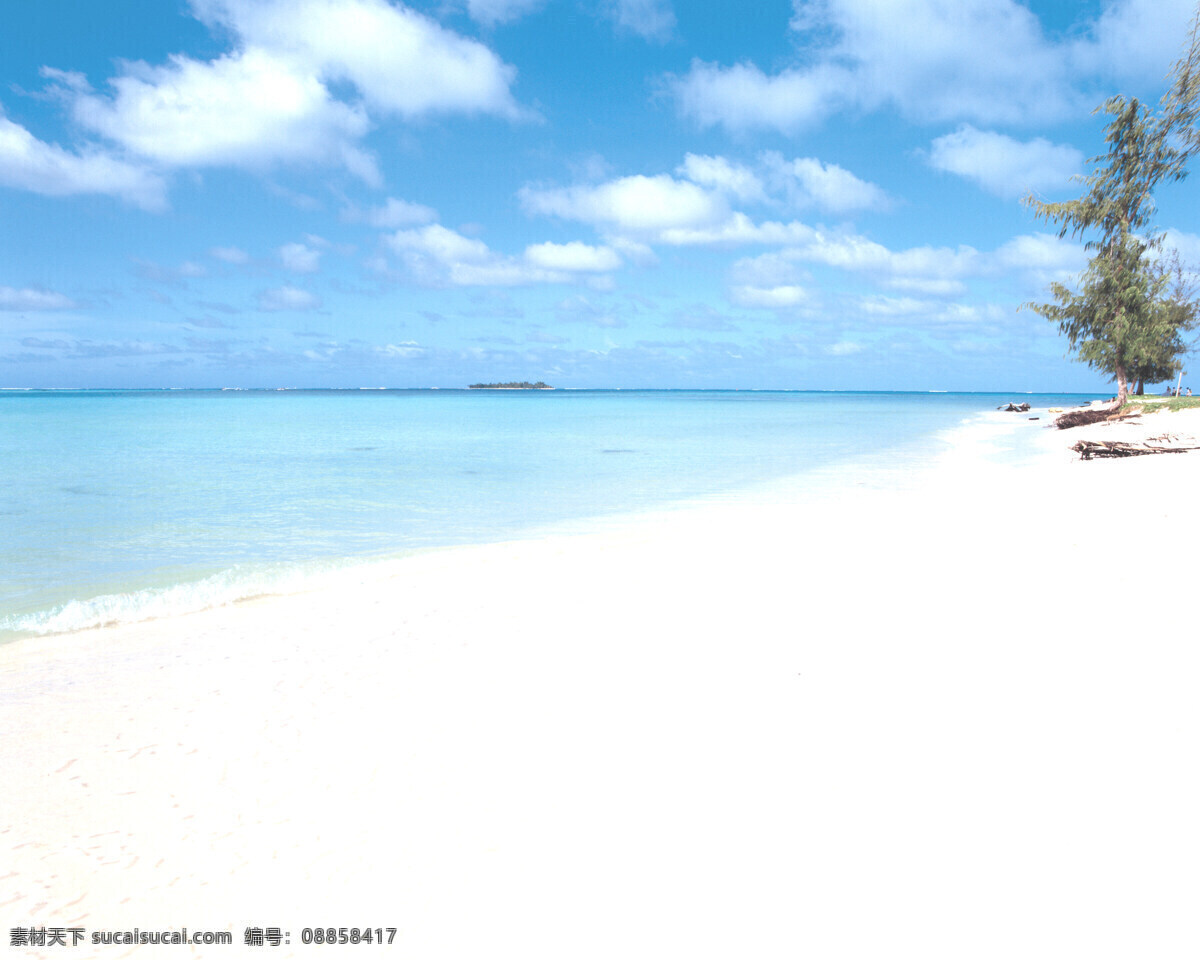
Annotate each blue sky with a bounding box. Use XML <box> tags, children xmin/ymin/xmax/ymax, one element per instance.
<box><xmin>2</xmin><ymin>0</ymin><xmax>1199</xmax><ymax>389</ymax></box>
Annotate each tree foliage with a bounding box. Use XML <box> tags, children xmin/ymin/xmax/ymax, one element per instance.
<box><xmin>1023</xmin><ymin>94</ymin><xmax>1189</xmax><ymax>402</ymax></box>
<box><xmin>1023</xmin><ymin>6</ymin><xmax>1200</xmax><ymax>402</ymax></box>
<box><xmin>1129</xmin><ymin>251</ymin><xmax>1199</xmax><ymax>388</ymax></box>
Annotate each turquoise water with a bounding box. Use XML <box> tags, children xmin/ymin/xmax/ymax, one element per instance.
<box><xmin>0</xmin><ymin>389</ymin><xmax>1100</xmax><ymax>639</ymax></box>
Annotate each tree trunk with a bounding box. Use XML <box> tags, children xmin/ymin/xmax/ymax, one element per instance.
<box><xmin>1116</xmin><ymin>365</ymin><xmax>1129</xmax><ymax>405</ymax></box>
<box><xmin>1135</xmin><ymin>378</ymin><xmax>1144</xmax><ymax>395</ymax></box>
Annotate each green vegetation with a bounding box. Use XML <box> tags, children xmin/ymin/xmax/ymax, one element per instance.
<box><xmin>1128</xmin><ymin>252</ymin><xmax>1198</xmax><ymax>391</ymax></box>
<box><xmin>467</xmin><ymin>381</ymin><xmax>551</xmax><ymax>389</ymax></box>
<box><xmin>1120</xmin><ymin>395</ymin><xmax>1200</xmax><ymax>414</ymax></box>
<box><xmin>1023</xmin><ymin>11</ymin><xmax>1200</xmax><ymax>404</ymax></box>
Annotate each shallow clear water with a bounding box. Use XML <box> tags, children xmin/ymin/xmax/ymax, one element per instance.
<box><xmin>0</xmin><ymin>389</ymin><xmax>1100</xmax><ymax>639</ymax></box>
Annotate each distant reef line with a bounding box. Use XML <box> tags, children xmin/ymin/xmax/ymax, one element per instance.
<box><xmin>468</xmin><ymin>381</ymin><xmax>552</xmax><ymax>390</ymax></box>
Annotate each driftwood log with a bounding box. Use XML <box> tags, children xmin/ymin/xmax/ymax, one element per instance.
<box><xmin>1055</xmin><ymin>406</ymin><xmax>1121</xmax><ymax>429</ymax></box>
<box><xmin>1073</xmin><ymin>436</ymin><xmax>1200</xmax><ymax>459</ymax></box>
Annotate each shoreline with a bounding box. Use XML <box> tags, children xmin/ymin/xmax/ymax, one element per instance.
<box><xmin>3</xmin><ymin>407</ymin><xmax>1197</xmax><ymax>958</ymax></box>
<box><xmin>0</xmin><ymin>400</ymin><xmax>1008</xmax><ymax>645</ymax></box>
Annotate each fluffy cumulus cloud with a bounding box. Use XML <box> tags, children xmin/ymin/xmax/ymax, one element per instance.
<box><xmin>521</xmin><ymin>174</ymin><xmax>731</xmax><ymax>236</ymax></box>
<box><xmin>607</xmin><ymin>0</ymin><xmax>676</xmax><ymax>41</ymax></box>
<box><xmin>797</xmin><ymin>233</ymin><xmax>980</xmax><ymax>295</ymax></box>
<box><xmin>850</xmin><ymin>295</ymin><xmax>1010</xmax><ymax>328</ymax></box>
<box><xmin>669</xmin><ymin>0</ymin><xmax>1198</xmax><ymax>132</ymax></box>
<box><xmin>652</xmin><ymin>214</ymin><xmax>816</xmax><ymax>247</ymax></box>
<box><xmin>70</xmin><ymin>49</ymin><xmax>378</xmax><ymax>182</ymax></box>
<box><xmin>376</xmin><ymin>340</ymin><xmax>424</xmax><ymax>358</ymax></box>
<box><xmin>928</xmin><ymin>126</ymin><xmax>1083</xmax><ymax>198</ymax></box>
<box><xmin>992</xmin><ymin>231</ymin><xmax>1087</xmax><ymax>290</ymax></box>
<box><xmin>762</xmin><ymin>152</ymin><xmax>890</xmax><ymax>213</ymax></box>
<box><xmin>279</xmin><ymin>241</ymin><xmax>323</xmax><ymax>273</ymax></box>
<box><xmin>385</xmin><ymin>224</ymin><xmax>620</xmax><ymax>287</ymax></box>
<box><xmin>347</xmin><ymin>196</ymin><xmax>438</xmax><ymax>228</ymax></box>
<box><xmin>729</xmin><ymin>284</ymin><xmax>809</xmax><ymax>308</ymax></box>
<box><xmin>519</xmin><ymin>149</ymin><xmax>1088</xmax><ymax>314</ymax></box>
<box><xmin>0</xmin><ymin>285</ymin><xmax>79</xmax><ymax>311</ymax></box>
<box><xmin>727</xmin><ymin>228</ymin><xmax>1086</xmax><ymax>302</ymax></box>
<box><xmin>0</xmin><ymin>0</ymin><xmax>525</xmax><ymax>206</ymax></box>
<box><xmin>192</xmin><ymin>0</ymin><xmax>525</xmax><ymax>118</ymax></box>
<box><xmin>1071</xmin><ymin>0</ymin><xmax>1200</xmax><ymax>81</ymax></box>
<box><xmin>1160</xmin><ymin>228</ymin><xmax>1200</xmax><ymax>266</ymax></box>
<box><xmin>465</xmin><ymin>0</ymin><xmax>545</xmax><ymax>26</ymax></box>
<box><xmin>676</xmin><ymin>154</ymin><xmax>766</xmax><ymax>203</ymax></box>
<box><xmin>669</xmin><ymin>61</ymin><xmax>853</xmax><ymax>134</ymax></box>
<box><xmin>521</xmin><ymin>152</ymin><xmax>888</xmax><ymax>244</ymax></box>
<box><xmin>0</xmin><ymin>112</ymin><xmax>167</xmax><ymax>210</ymax></box>
<box><xmin>257</xmin><ymin>285</ymin><xmax>322</xmax><ymax>310</ymax></box>
<box><xmin>524</xmin><ymin>241</ymin><xmax>621</xmax><ymax>272</ymax></box>
<box><xmin>993</xmin><ymin>232</ymin><xmax>1086</xmax><ymax>274</ymax></box>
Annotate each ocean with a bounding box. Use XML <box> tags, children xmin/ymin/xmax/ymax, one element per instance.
<box><xmin>0</xmin><ymin>389</ymin><xmax>1100</xmax><ymax>641</ymax></box>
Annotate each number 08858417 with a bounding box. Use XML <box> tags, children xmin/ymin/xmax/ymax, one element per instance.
<box><xmin>301</xmin><ymin>928</ymin><xmax>396</xmax><ymax>945</ymax></box>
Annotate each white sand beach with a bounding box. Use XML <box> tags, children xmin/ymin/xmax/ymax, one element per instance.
<box><xmin>3</xmin><ymin>408</ymin><xmax>1198</xmax><ymax>959</ymax></box>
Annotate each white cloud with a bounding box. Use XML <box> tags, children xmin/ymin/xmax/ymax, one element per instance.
<box><xmin>450</xmin><ymin>261</ymin><xmax>564</xmax><ymax>285</ymax></box>
<box><xmin>386</xmin><ymin>225</ymin><xmax>619</xmax><ymax>287</ymax></box>
<box><xmin>730</xmin><ymin>250</ymin><xmax>807</xmax><ymax>286</ymax></box>
<box><xmin>0</xmin><ymin>285</ymin><xmax>78</xmax><ymax>311</ymax></box>
<box><xmin>762</xmin><ymin>152</ymin><xmax>890</xmax><ymax>213</ymax></box>
<box><xmin>376</xmin><ymin>340</ymin><xmax>424</xmax><ymax>358</ymax></box>
<box><xmin>466</xmin><ymin>0</ymin><xmax>545</xmax><ymax>25</ymax></box>
<box><xmin>993</xmin><ymin>232</ymin><xmax>1086</xmax><ymax>276</ymax></box>
<box><xmin>71</xmin><ymin>48</ymin><xmax>379</xmax><ymax>183</ymax></box>
<box><xmin>257</xmin><ymin>285</ymin><xmax>322</xmax><ymax>310</ymax></box>
<box><xmin>210</xmin><ymin>245</ymin><xmax>250</xmax><ymax>263</ymax></box>
<box><xmin>826</xmin><ymin>340</ymin><xmax>863</xmax><ymax>355</ymax></box>
<box><xmin>524</xmin><ymin>241</ymin><xmax>621</xmax><ymax>272</ymax></box>
<box><xmin>521</xmin><ymin>174</ymin><xmax>729</xmax><ymax>235</ymax></box>
<box><xmin>522</xmin><ymin>154</ymin><xmax>886</xmax><ymax>249</ymax></box>
<box><xmin>279</xmin><ymin>241</ymin><xmax>322</xmax><ymax>273</ymax></box>
<box><xmin>677</xmin><ymin>154</ymin><xmax>766</xmax><ymax>203</ymax></box>
<box><xmin>353</xmin><ymin>196</ymin><xmax>438</xmax><ymax>228</ymax></box>
<box><xmin>799</xmin><ymin>232</ymin><xmax>979</xmax><ymax>295</ymax></box>
<box><xmin>669</xmin><ymin>60</ymin><xmax>850</xmax><ymax>133</ymax></box>
<box><xmin>731</xmin><ymin>231</ymin><xmax>979</xmax><ymax>296</ymax></box>
<box><xmin>607</xmin><ymin>237</ymin><xmax>658</xmax><ymax>266</ymax></box>
<box><xmin>850</xmin><ymin>295</ymin><xmax>1009</xmax><ymax>328</ymax></box>
<box><xmin>0</xmin><ymin>114</ymin><xmax>167</xmax><ymax>210</ymax></box>
<box><xmin>608</xmin><ymin>0</ymin><xmax>676</xmax><ymax>41</ymax></box>
<box><xmin>854</xmin><ymin>295</ymin><xmax>930</xmax><ymax>317</ymax></box>
<box><xmin>670</xmin><ymin>0</ymin><xmax>1197</xmax><ymax>132</ymax></box>
<box><xmin>192</xmin><ymin>0</ymin><xmax>526</xmax><ymax>119</ymax></box>
<box><xmin>1161</xmin><ymin>228</ymin><xmax>1200</xmax><ymax>266</ymax></box>
<box><xmin>388</xmin><ymin>224</ymin><xmax>492</xmax><ymax>266</ymax></box>
<box><xmin>12</xmin><ymin>0</ymin><xmax>526</xmax><ymax>201</ymax></box>
<box><xmin>723</xmin><ymin>227</ymin><xmax>1088</xmax><ymax>304</ymax></box>
<box><xmin>656</xmin><ymin>214</ymin><xmax>817</xmax><ymax>247</ymax></box>
<box><xmin>928</xmin><ymin>126</ymin><xmax>1083</xmax><ymax>198</ymax></box>
<box><xmin>729</xmin><ymin>284</ymin><xmax>808</xmax><ymax>308</ymax></box>
<box><xmin>1070</xmin><ymin>0</ymin><xmax>1199</xmax><ymax>81</ymax></box>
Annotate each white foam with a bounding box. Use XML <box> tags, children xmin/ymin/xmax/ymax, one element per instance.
<box><xmin>0</xmin><ymin>557</ymin><xmax>384</xmax><ymax>639</ymax></box>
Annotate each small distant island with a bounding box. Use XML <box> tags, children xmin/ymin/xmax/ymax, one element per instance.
<box><xmin>468</xmin><ymin>381</ymin><xmax>552</xmax><ymax>390</ymax></box>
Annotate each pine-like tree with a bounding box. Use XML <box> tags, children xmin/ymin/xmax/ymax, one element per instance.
<box><xmin>1127</xmin><ymin>252</ymin><xmax>1199</xmax><ymax>391</ymax></box>
<box><xmin>1024</xmin><ymin>96</ymin><xmax>1188</xmax><ymax>403</ymax></box>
